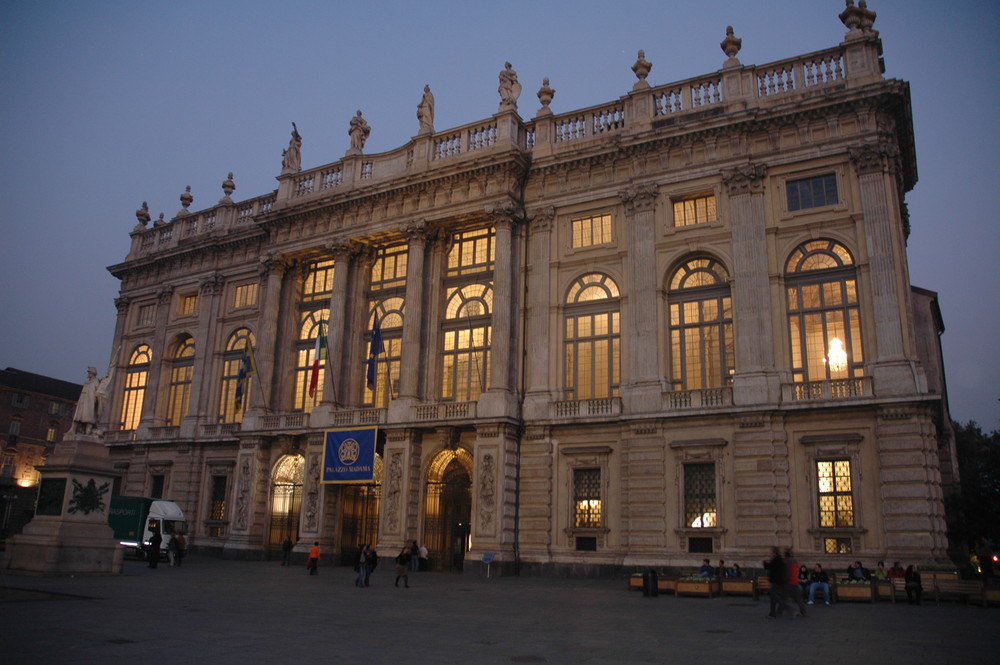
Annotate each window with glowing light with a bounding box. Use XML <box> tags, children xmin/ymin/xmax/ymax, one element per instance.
<box><xmin>218</xmin><ymin>329</ymin><xmax>255</xmax><ymax>423</ymax></box>
<box><xmin>293</xmin><ymin>259</ymin><xmax>334</xmax><ymax>411</ymax></box>
<box><xmin>120</xmin><ymin>345</ymin><xmax>151</xmax><ymax>431</ymax></box>
<box><xmin>785</xmin><ymin>239</ymin><xmax>864</xmax><ymax>383</ymax></box>
<box><xmin>573</xmin><ymin>468</ymin><xmax>602</xmax><ymax>528</ymax></box>
<box><xmin>668</xmin><ymin>258</ymin><xmax>734</xmax><ymax>390</ymax></box>
<box><xmin>684</xmin><ymin>463</ymin><xmax>717</xmax><ymax>528</ymax></box>
<box><xmin>672</xmin><ymin>194</ymin><xmax>717</xmax><ymax>227</ymax></box>
<box><xmin>165</xmin><ymin>336</ymin><xmax>195</xmax><ymax>426</ymax></box>
<box><xmin>179</xmin><ymin>293</ymin><xmax>198</xmax><ymax>316</ymax></box>
<box><xmin>571</xmin><ymin>213</ymin><xmax>612</xmax><ymax>248</ymax></box>
<box><xmin>441</xmin><ymin>229</ymin><xmax>494</xmax><ymax>401</ymax></box>
<box><xmin>564</xmin><ymin>273</ymin><xmax>620</xmax><ymax>400</ymax></box>
<box><xmin>233</xmin><ymin>282</ymin><xmax>259</xmax><ymax>309</ymax></box>
<box><xmin>817</xmin><ymin>459</ymin><xmax>854</xmax><ymax>527</ymax></box>
<box><xmin>364</xmin><ymin>246</ymin><xmax>407</xmax><ymax>408</ymax></box>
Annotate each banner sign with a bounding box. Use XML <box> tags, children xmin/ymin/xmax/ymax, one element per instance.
<box><xmin>322</xmin><ymin>428</ymin><xmax>377</xmax><ymax>483</ymax></box>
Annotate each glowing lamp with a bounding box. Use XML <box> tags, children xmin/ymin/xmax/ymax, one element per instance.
<box><xmin>826</xmin><ymin>337</ymin><xmax>847</xmax><ymax>372</ymax></box>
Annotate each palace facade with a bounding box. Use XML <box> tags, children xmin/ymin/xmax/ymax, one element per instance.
<box><xmin>100</xmin><ymin>4</ymin><xmax>957</xmax><ymax>575</ymax></box>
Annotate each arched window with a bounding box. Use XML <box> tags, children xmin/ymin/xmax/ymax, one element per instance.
<box><xmin>121</xmin><ymin>344</ymin><xmax>152</xmax><ymax>430</ymax></box>
<box><xmin>294</xmin><ymin>308</ymin><xmax>329</xmax><ymax>411</ymax></box>
<box><xmin>441</xmin><ymin>283</ymin><xmax>492</xmax><ymax>401</ymax></box>
<box><xmin>785</xmin><ymin>239</ymin><xmax>864</xmax><ymax>382</ymax></box>
<box><xmin>363</xmin><ymin>297</ymin><xmax>403</xmax><ymax>408</ymax></box>
<box><xmin>219</xmin><ymin>328</ymin><xmax>256</xmax><ymax>423</ymax></box>
<box><xmin>165</xmin><ymin>336</ymin><xmax>195</xmax><ymax>426</ymax></box>
<box><xmin>668</xmin><ymin>258</ymin><xmax>733</xmax><ymax>390</ymax></box>
<box><xmin>564</xmin><ymin>273</ymin><xmax>620</xmax><ymax>400</ymax></box>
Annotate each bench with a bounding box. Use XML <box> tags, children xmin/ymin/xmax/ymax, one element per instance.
<box><xmin>889</xmin><ymin>577</ymin><xmax>908</xmax><ymax>603</ymax></box>
<box><xmin>932</xmin><ymin>578</ymin><xmax>986</xmax><ymax>607</ymax></box>
<box><xmin>720</xmin><ymin>577</ymin><xmax>758</xmax><ymax>600</ymax></box>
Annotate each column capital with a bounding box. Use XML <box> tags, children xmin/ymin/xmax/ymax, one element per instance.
<box><xmin>618</xmin><ymin>183</ymin><xmax>658</xmax><ymax>213</ymax></box>
<box><xmin>849</xmin><ymin>142</ymin><xmax>899</xmax><ymax>176</ymax></box>
<box><xmin>258</xmin><ymin>252</ymin><xmax>291</xmax><ymax>279</ymax></box>
<box><xmin>721</xmin><ymin>162</ymin><xmax>768</xmax><ymax>196</ymax></box>
<box><xmin>402</xmin><ymin>219</ymin><xmax>431</xmax><ymax>244</ymax></box>
<box><xmin>199</xmin><ymin>271</ymin><xmax>225</xmax><ymax>296</ymax></box>
<box><xmin>485</xmin><ymin>199</ymin><xmax>522</xmax><ymax>227</ymax></box>
<box><xmin>114</xmin><ymin>295</ymin><xmax>131</xmax><ymax>313</ymax></box>
<box><xmin>528</xmin><ymin>205</ymin><xmax>556</xmax><ymax>232</ymax></box>
<box><xmin>156</xmin><ymin>285</ymin><xmax>174</xmax><ymax>305</ymax></box>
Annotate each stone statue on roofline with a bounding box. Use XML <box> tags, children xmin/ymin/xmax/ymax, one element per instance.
<box><xmin>281</xmin><ymin>122</ymin><xmax>302</xmax><ymax>174</ymax></box>
<box><xmin>347</xmin><ymin>110</ymin><xmax>371</xmax><ymax>155</ymax></box>
<box><xmin>417</xmin><ymin>85</ymin><xmax>435</xmax><ymax>135</ymax></box>
<box><xmin>498</xmin><ymin>61</ymin><xmax>521</xmax><ymax>111</ymax></box>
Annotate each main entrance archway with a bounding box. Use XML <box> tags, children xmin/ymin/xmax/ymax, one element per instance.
<box><xmin>339</xmin><ymin>454</ymin><xmax>383</xmax><ymax>564</ymax></box>
<box><xmin>268</xmin><ymin>454</ymin><xmax>303</xmax><ymax>557</ymax></box>
<box><xmin>423</xmin><ymin>448</ymin><xmax>472</xmax><ymax>572</ymax></box>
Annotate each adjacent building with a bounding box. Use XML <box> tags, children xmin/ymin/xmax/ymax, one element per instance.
<box><xmin>98</xmin><ymin>4</ymin><xmax>957</xmax><ymax>575</ymax></box>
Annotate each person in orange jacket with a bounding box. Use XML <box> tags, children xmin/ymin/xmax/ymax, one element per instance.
<box><xmin>307</xmin><ymin>541</ymin><xmax>320</xmax><ymax>575</ymax></box>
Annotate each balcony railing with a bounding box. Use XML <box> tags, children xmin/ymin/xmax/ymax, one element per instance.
<box><xmin>783</xmin><ymin>377</ymin><xmax>871</xmax><ymax>402</ymax></box>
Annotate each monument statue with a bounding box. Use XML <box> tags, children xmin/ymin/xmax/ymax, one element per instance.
<box><xmin>348</xmin><ymin>110</ymin><xmax>371</xmax><ymax>154</ymax></box>
<box><xmin>281</xmin><ymin>122</ymin><xmax>302</xmax><ymax>173</ymax></box>
<box><xmin>417</xmin><ymin>84</ymin><xmax>435</xmax><ymax>135</ymax></box>
<box><xmin>498</xmin><ymin>61</ymin><xmax>521</xmax><ymax>111</ymax></box>
<box><xmin>72</xmin><ymin>364</ymin><xmax>114</xmax><ymax>435</ymax></box>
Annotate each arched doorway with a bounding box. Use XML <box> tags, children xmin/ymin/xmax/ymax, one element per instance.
<box><xmin>423</xmin><ymin>448</ymin><xmax>473</xmax><ymax>572</ymax></box>
<box><xmin>268</xmin><ymin>454</ymin><xmax>304</xmax><ymax>557</ymax></box>
<box><xmin>339</xmin><ymin>454</ymin><xmax>383</xmax><ymax>564</ymax></box>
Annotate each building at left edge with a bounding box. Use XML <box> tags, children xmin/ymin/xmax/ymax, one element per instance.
<box><xmin>95</xmin><ymin>4</ymin><xmax>959</xmax><ymax>576</ymax></box>
<box><xmin>0</xmin><ymin>368</ymin><xmax>82</xmax><ymax>542</ymax></box>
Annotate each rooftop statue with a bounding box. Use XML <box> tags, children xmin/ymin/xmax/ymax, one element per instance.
<box><xmin>417</xmin><ymin>85</ymin><xmax>435</xmax><ymax>135</ymax></box>
<box><xmin>498</xmin><ymin>61</ymin><xmax>521</xmax><ymax>111</ymax></box>
<box><xmin>281</xmin><ymin>122</ymin><xmax>302</xmax><ymax>174</ymax></box>
<box><xmin>347</xmin><ymin>110</ymin><xmax>371</xmax><ymax>155</ymax></box>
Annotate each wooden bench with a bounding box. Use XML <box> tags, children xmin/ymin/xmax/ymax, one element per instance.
<box><xmin>932</xmin><ymin>578</ymin><xmax>986</xmax><ymax>607</ymax></box>
<box><xmin>720</xmin><ymin>576</ymin><xmax>758</xmax><ymax>600</ymax></box>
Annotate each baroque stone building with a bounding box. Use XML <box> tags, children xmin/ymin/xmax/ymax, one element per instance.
<box><xmin>100</xmin><ymin>4</ymin><xmax>956</xmax><ymax>574</ymax></box>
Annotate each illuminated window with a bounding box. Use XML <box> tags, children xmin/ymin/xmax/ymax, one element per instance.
<box><xmin>219</xmin><ymin>329</ymin><xmax>255</xmax><ymax>423</ymax></box>
<box><xmin>302</xmin><ymin>259</ymin><xmax>334</xmax><ymax>302</ymax></box>
<box><xmin>573</xmin><ymin>468</ymin><xmax>602</xmax><ymax>528</ymax></box>
<box><xmin>571</xmin><ymin>213</ymin><xmax>612</xmax><ymax>248</ymax></box>
<box><xmin>47</xmin><ymin>426</ymin><xmax>57</xmax><ymax>442</ymax></box>
<box><xmin>564</xmin><ymin>273</ymin><xmax>620</xmax><ymax>400</ymax></box>
<box><xmin>824</xmin><ymin>537</ymin><xmax>853</xmax><ymax>555</ymax></box>
<box><xmin>817</xmin><ymin>459</ymin><xmax>854</xmax><ymax>527</ymax></box>
<box><xmin>48</xmin><ymin>401</ymin><xmax>62</xmax><ymax>416</ymax></box>
<box><xmin>233</xmin><ymin>283</ymin><xmax>259</xmax><ymax>309</ymax></box>
<box><xmin>441</xmin><ymin>284</ymin><xmax>491</xmax><ymax>401</ymax></box>
<box><xmin>363</xmin><ymin>300</ymin><xmax>403</xmax><ymax>408</ymax></box>
<box><xmin>137</xmin><ymin>303</ymin><xmax>156</xmax><ymax>327</ymax></box>
<box><xmin>179</xmin><ymin>294</ymin><xmax>198</xmax><ymax>316</ymax></box>
<box><xmin>121</xmin><ymin>345</ymin><xmax>151</xmax><ymax>430</ymax></box>
<box><xmin>787</xmin><ymin>173</ymin><xmax>838</xmax><ymax>211</ymax></box>
<box><xmin>210</xmin><ymin>475</ymin><xmax>228</xmax><ymax>520</ymax></box>
<box><xmin>294</xmin><ymin>310</ymin><xmax>329</xmax><ymax>411</ymax></box>
<box><xmin>370</xmin><ymin>244</ymin><xmax>408</xmax><ymax>289</ymax></box>
<box><xmin>669</xmin><ymin>258</ymin><xmax>733</xmax><ymax>390</ymax></box>
<box><xmin>672</xmin><ymin>194</ymin><xmax>717</xmax><ymax>227</ymax></box>
<box><xmin>166</xmin><ymin>337</ymin><xmax>195</xmax><ymax>426</ymax></box>
<box><xmin>786</xmin><ymin>240</ymin><xmax>864</xmax><ymax>382</ymax></box>
<box><xmin>447</xmin><ymin>228</ymin><xmax>494</xmax><ymax>277</ymax></box>
<box><xmin>684</xmin><ymin>463</ymin><xmax>717</xmax><ymax>528</ymax></box>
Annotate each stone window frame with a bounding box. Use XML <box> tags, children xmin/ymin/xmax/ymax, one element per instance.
<box><xmin>671</xmin><ymin>438</ymin><xmax>727</xmax><ymax>551</ymax></box>
<box><xmin>777</xmin><ymin>166</ymin><xmax>849</xmax><ymax>219</ymax></box>
<box><xmin>203</xmin><ymin>459</ymin><xmax>235</xmax><ymax>537</ymax></box>
<box><xmin>231</xmin><ymin>281</ymin><xmax>260</xmax><ymax>311</ymax></box>
<box><xmin>177</xmin><ymin>291</ymin><xmax>199</xmax><ymax>317</ymax></box>
<box><xmin>561</xmin><ymin>272</ymin><xmax>622</xmax><ymax>401</ymax></box>
<box><xmin>135</xmin><ymin>302</ymin><xmax>156</xmax><ymax>329</ymax></box>
<box><xmin>800</xmin><ymin>433</ymin><xmax>868</xmax><ymax>551</ymax></box>
<box><xmin>559</xmin><ymin>199</ymin><xmax>621</xmax><ymax>257</ymax></box>
<box><xmin>560</xmin><ymin>445</ymin><xmax>613</xmax><ymax>549</ymax></box>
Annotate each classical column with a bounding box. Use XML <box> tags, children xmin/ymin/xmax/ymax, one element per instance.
<box><xmin>722</xmin><ymin>163</ymin><xmax>780</xmax><ymax>405</ymax></box>
<box><xmin>396</xmin><ymin>222</ymin><xmax>430</xmax><ymax>402</ymax></box>
<box><xmin>322</xmin><ymin>243</ymin><xmax>356</xmax><ymax>408</ymax></box>
<box><xmin>102</xmin><ymin>296</ymin><xmax>130</xmax><ymax>432</ymax></box>
<box><xmin>470</xmin><ymin>423</ymin><xmax>520</xmax><ymax>573</ymax></box>
<box><xmin>480</xmin><ymin>203</ymin><xmax>520</xmax><ymax>419</ymax></box>
<box><xmin>523</xmin><ymin>206</ymin><xmax>555</xmax><ymax>419</ymax></box>
<box><xmin>185</xmin><ymin>272</ymin><xmax>225</xmax><ymax>435</ymax></box>
<box><xmin>247</xmin><ymin>254</ymin><xmax>288</xmax><ymax>419</ymax></box>
<box><xmin>849</xmin><ymin>143</ymin><xmax>920</xmax><ymax>396</ymax></box>
<box><xmin>137</xmin><ymin>286</ymin><xmax>173</xmax><ymax>432</ymax></box>
<box><xmin>422</xmin><ymin>233</ymin><xmax>452</xmax><ymax>401</ymax></box>
<box><xmin>619</xmin><ymin>184</ymin><xmax>661</xmax><ymax>412</ymax></box>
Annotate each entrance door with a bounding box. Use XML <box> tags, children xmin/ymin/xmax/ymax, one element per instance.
<box><xmin>268</xmin><ymin>455</ymin><xmax>303</xmax><ymax>557</ymax></box>
<box><xmin>424</xmin><ymin>455</ymin><xmax>472</xmax><ymax>571</ymax></box>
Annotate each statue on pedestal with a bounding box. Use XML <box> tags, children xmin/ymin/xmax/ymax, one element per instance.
<box><xmin>498</xmin><ymin>61</ymin><xmax>521</xmax><ymax>111</ymax></box>
<box><xmin>417</xmin><ymin>85</ymin><xmax>435</xmax><ymax>135</ymax></box>
<box><xmin>348</xmin><ymin>110</ymin><xmax>371</xmax><ymax>154</ymax></box>
<box><xmin>281</xmin><ymin>122</ymin><xmax>302</xmax><ymax>174</ymax></box>
<box><xmin>73</xmin><ymin>364</ymin><xmax>114</xmax><ymax>435</ymax></box>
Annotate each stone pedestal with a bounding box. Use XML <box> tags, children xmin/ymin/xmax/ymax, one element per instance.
<box><xmin>2</xmin><ymin>434</ymin><xmax>123</xmax><ymax>575</ymax></box>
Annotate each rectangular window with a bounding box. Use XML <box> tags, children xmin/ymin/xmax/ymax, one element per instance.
<box><xmin>47</xmin><ymin>427</ymin><xmax>57</xmax><ymax>442</ymax></box>
<box><xmin>179</xmin><ymin>294</ymin><xmax>198</xmax><ymax>316</ymax></box>
<box><xmin>571</xmin><ymin>213</ymin><xmax>612</xmax><ymax>248</ymax></box>
<box><xmin>150</xmin><ymin>474</ymin><xmax>165</xmax><ymax>499</ymax></box>
<box><xmin>824</xmin><ymin>537</ymin><xmax>853</xmax><ymax>555</ymax></box>
<box><xmin>8</xmin><ymin>420</ymin><xmax>21</xmax><ymax>437</ymax></box>
<box><xmin>684</xmin><ymin>463</ymin><xmax>717</xmax><ymax>527</ymax></box>
<box><xmin>233</xmin><ymin>283</ymin><xmax>259</xmax><ymax>309</ymax></box>
<box><xmin>817</xmin><ymin>459</ymin><xmax>854</xmax><ymax>527</ymax></box>
<box><xmin>672</xmin><ymin>194</ymin><xmax>717</xmax><ymax>227</ymax></box>
<box><xmin>302</xmin><ymin>259</ymin><xmax>335</xmax><ymax>302</ymax></box>
<box><xmin>48</xmin><ymin>401</ymin><xmax>62</xmax><ymax>415</ymax></box>
<box><xmin>787</xmin><ymin>174</ymin><xmax>838</xmax><ymax>211</ymax></box>
<box><xmin>447</xmin><ymin>228</ymin><xmax>494</xmax><ymax>276</ymax></box>
<box><xmin>0</xmin><ymin>454</ymin><xmax>14</xmax><ymax>479</ymax></box>
<box><xmin>11</xmin><ymin>392</ymin><xmax>29</xmax><ymax>408</ymax></box>
<box><xmin>210</xmin><ymin>475</ymin><xmax>228</xmax><ymax>520</ymax></box>
<box><xmin>573</xmin><ymin>468</ymin><xmax>602</xmax><ymax>528</ymax></box>
<box><xmin>137</xmin><ymin>303</ymin><xmax>156</xmax><ymax>327</ymax></box>
<box><xmin>370</xmin><ymin>245</ymin><xmax>409</xmax><ymax>290</ymax></box>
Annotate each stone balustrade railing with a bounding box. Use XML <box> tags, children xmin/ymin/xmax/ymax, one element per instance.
<box><xmin>126</xmin><ymin>39</ymin><xmax>876</xmax><ymax>260</ymax></box>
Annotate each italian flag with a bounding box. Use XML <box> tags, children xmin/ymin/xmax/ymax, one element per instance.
<box><xmin>308</xmin><ymin>320</ymin><xmax>327</xmax><ymax>398</ymax></box>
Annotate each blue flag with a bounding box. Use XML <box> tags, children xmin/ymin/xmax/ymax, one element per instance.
<box><xmin>322</xmin><ymin>428</ymin><xmax>377</xmax><ymax>483</ymax></box>
<box><xmin>366</xmin><ymin>313</ymin><xmax>385</xmax><ymax>391</ymax></box>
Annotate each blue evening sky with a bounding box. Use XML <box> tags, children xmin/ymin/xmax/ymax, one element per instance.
<box><xmin>1</xmin><ymin>0</ymin><xmax>997</xmax><ymax>428</ymax></box>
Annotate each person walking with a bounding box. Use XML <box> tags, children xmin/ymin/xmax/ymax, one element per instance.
<box><xmin>281</xmin><ymin>536</ymin><xmax>293</xmax><ymax>566</ymax></box>
<box><xmin>174</xmin><ymin>533</ymin><xmax>186</xmax><ymax>567</ymax></box>
<box><xmin>784</xmin><ymin>548</ymin><xmax>808</xmax><ymax>618</ymax></box>
<box><xmin>409</xmin><ymin>540</ymin><xmax>420</xmax><ymax>572</ymax></box>
<box><xmin>307</xmin><ymin>541</ymin><xmax>320</xmax><ymax>575</ymax></box>
<box><xmin>355</xmin><ymin>544</ymin><xmax>370</xmax><ymax>588</ymax></box>
<box><xmin>147</xmin><ymin>527</ymin><xmax>162</xmax><ymax>569</ymax></box>
<box><xmin>763</xmin><ymin>547</ymin><xmax>789</xmax><ymax>618</ymax></box>
<box><xmin>395</xmin><ymin>546</ymin><xmax>411</xmax><ymax>588</ymax></box>
<box><xmin>904</xmin><ymin>565</ymin><xmax>923</xmax><ymax>604</ymax></box>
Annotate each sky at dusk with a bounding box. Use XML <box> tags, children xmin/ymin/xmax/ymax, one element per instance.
<box><xmin>1</xmin><ymin>0</ymin><xmax>998</xmax><ymax>429</ymax></box>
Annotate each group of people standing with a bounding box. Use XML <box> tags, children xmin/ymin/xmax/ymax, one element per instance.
<box><xmin>145</xmin><ymin>527</ymin><xmax>185</xmax><ymax>569</ymax></box>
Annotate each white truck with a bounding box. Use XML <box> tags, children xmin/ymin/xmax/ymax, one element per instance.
<box><xmin>107</xmin><ymin>496</ymin><xmax>187</xmax><ymax>560</ymax></box>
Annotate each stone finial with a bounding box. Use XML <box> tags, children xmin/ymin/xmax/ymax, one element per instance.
<box><xmin>135</xmin><ymin>201</ymin><xmax>151</xmax><ymax>228</ymax></box>
<box><xmin>498</xmin><ymin>61</ymin><xmax>522</xmax><ymax>111</ymax></box>
<box><xmin>536</xmin><ymin>77</ymin><xmax>555</xmax><ymax>116</ymax></box>
<box><xmin>631</xmin><ymin>50</ymin><xmax>652</xmax><ymax>90</ymax></box>
<box><xmin>178</xmin><ymin>185</ymin><xmax>193</xmax><ymax>216</ymax></box>
<box><xmin>220</xmin><ymin>172</ymin><xmax>236</xmax><ymax>203</ymax></box>
<box><xmin>154</xmin><ymin>212</ymin><xmax>167</xmax><ymax>227</ymax></box>
<box><xmin>840</xmin><ymin>0</ymin><xmax>878</xmax><ymax>37</ymax></box>
<box><xmin>721</xmin><ymin>26</ymin><xmax>742</xmax><ymax>63</ymax></box>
